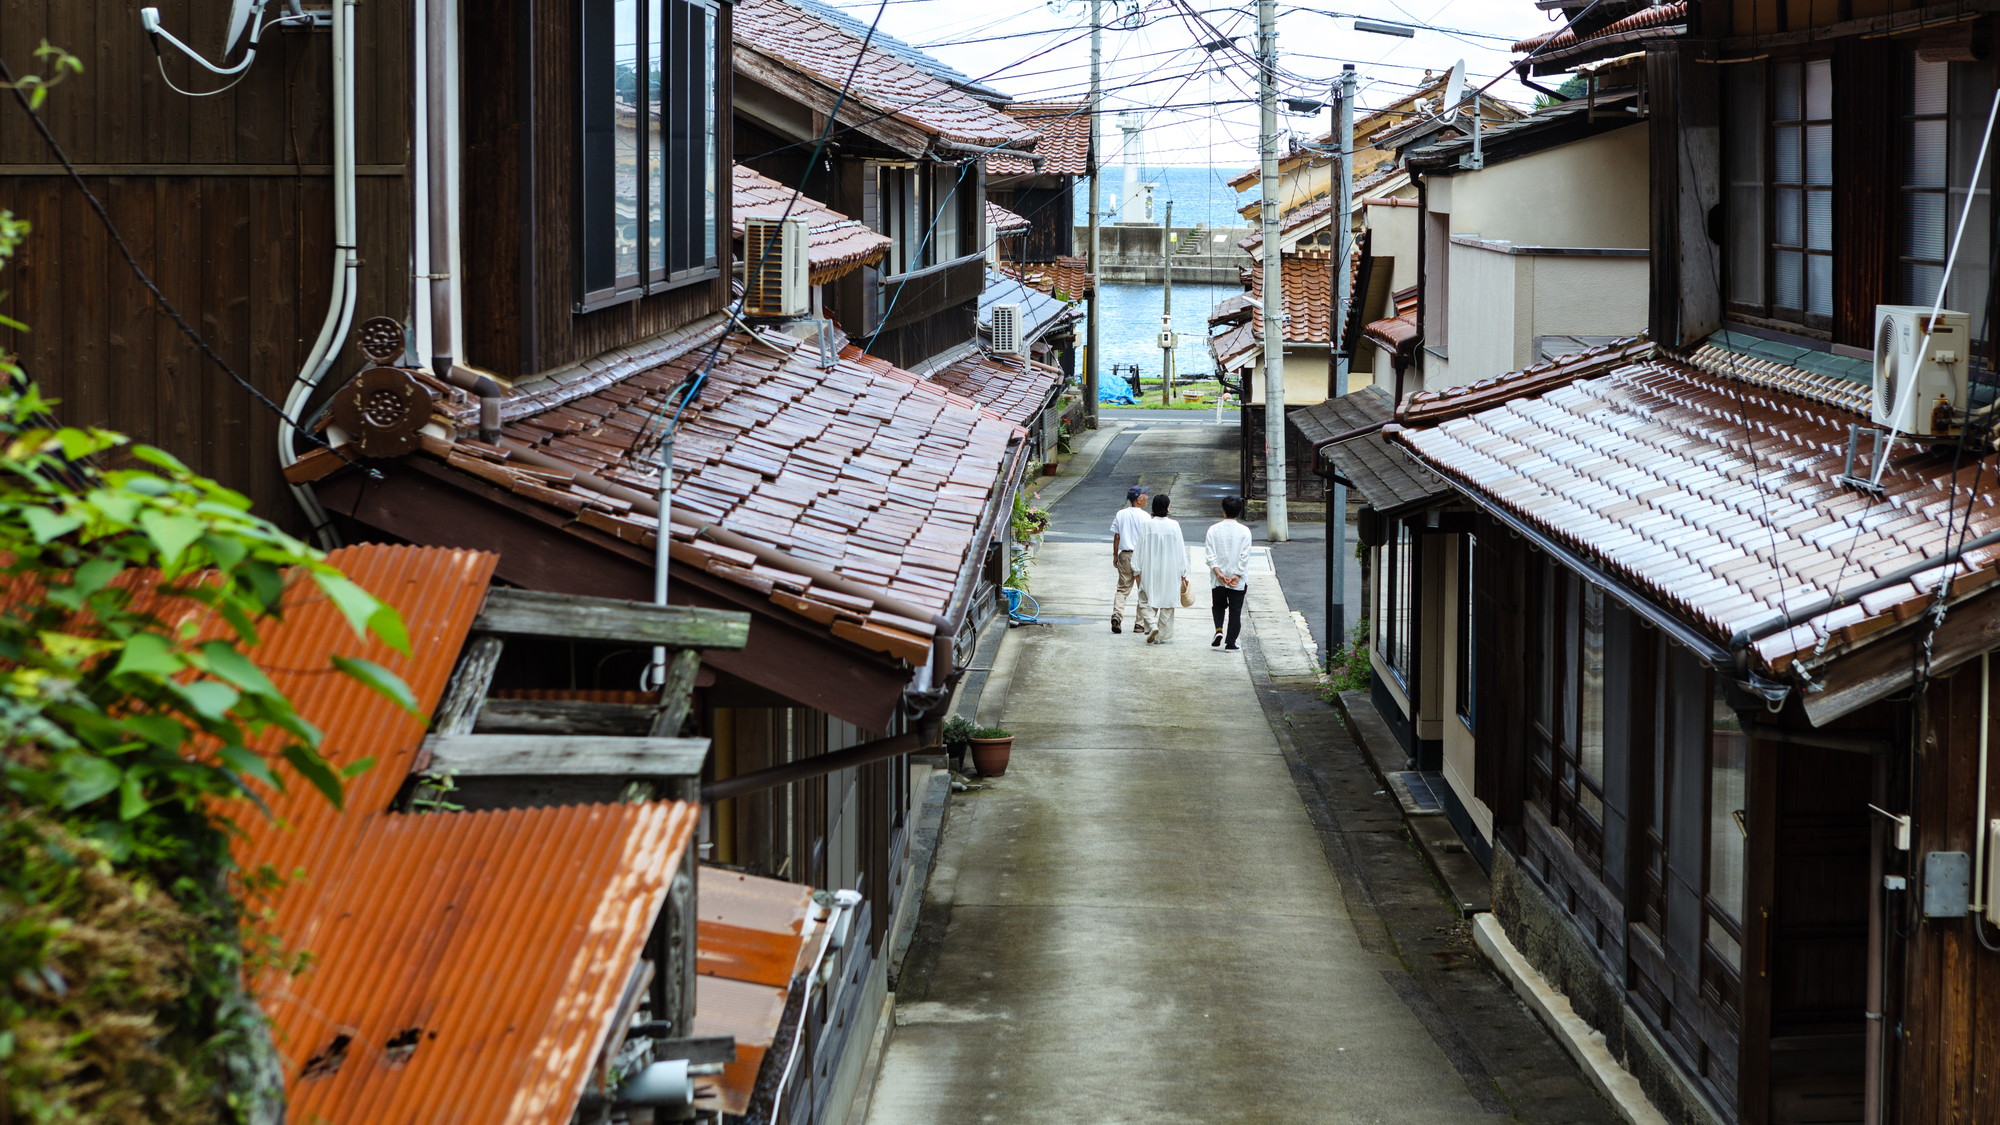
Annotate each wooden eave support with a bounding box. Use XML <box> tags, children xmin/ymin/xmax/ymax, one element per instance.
<box><xmin>475</xmin><ymin>586</ymin><xmax>750</xmax><ymax>649</ymax></box>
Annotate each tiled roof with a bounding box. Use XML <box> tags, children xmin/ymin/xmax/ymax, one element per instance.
<box><xmin>1240</xmin><ymin>193</ymin><xmax>1335</xmax><ymax>253</ymax></box>
<box><xmin>213</xmin><ymin>545</ymin><xmax>704</xmax><ymax>1124</ymax></box>
<box><xmin>733</xmin><ymin>164</ymin><xmax>892</xmax><ymax>284</ymax></box>
<box><xmin>998</xmin><ymin>255</ymin><xmax>1095</xmax><ymax>299</ymax></box>
<box><xmin>930</xmin><ymin>351</ymin><xmax>1063</xmax><ymax>428</ymax></box>
<box><xmin>987</xmin><ymin>101</ymin><xmax>1090</xmax><ymax>176</ymax></box>
<box><xmin>1295</xmin><ymin>385</ymin><xmax>1450</xmax><ymax>513</ymax></box>
<box><xmin>427</xmin><ymin>329</ymin><xmax>1020</xmax><ymax>660</ymax></box>
<box><xmin>733</xmin><ymin>0</ymin><xmax>1037</xmax><ymax>156</ymax></box>
<box><xmin>1362</xmin><ymin>285</ymin><xmax>1421</xmax><ymax>360</ymax></box>
<box><xmin>1399</xmin><ymin>337</ymin><xmax>1650</xmax><ymax>425</ymax></box>
<box><xmin>986</xmin><ymin>199</ymin><xmax>1032</xmax><ymax>234</ymax></box>
<box><xmin>785</xmin><ymin>0</ymin><xmax>1012</xmax><ymax>103</ymax></box>
<box><xmin>980</xmin><ymin>270</ymin><xmax>1081</xmax><ymax>343</ymax></box>
<box><xmin>1209</xmin><ymin>253</ymin><xmax>1338</xmax><ymax>368</ymax></box>
<box><xmin>694</xmin><ymin>867</ymin><xmax>827</xmax><ymax>1118</ymax></box>
<box><xmin>1513</xmin><ymin>2</ymin><xmax>1686</xmax><ymax>56</ymax></box>
<box><xmin>1394</xmin><ymin>344</ymin><xmax>2000</xmax><ymax>691</ymax></box>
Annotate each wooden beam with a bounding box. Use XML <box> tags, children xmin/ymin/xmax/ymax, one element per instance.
<box><xmin>476</xmin><ymin>587</ymin><xmax>750</xmax><ymax>649</ymax></box>
<box><xmin>652</xmin><ymin>649</ymin><xmax>705</xmax><ymax>738</ymax></box>
<box><xmin>473</xmin><ymin>697</ymin><xmax>658</xmax><ymax>736</ymax></box>
<box><xmin>423</xmin><ymin>734</ymin><xmax>711</xmax><ymax>777</ymax></box>
<box><xmin>432</xmin><ymin>635</ymin><xmax>505</xmax><ymax>737</ymax></box>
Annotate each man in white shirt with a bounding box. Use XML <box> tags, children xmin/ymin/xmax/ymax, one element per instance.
<box><xmin>1204</xmin><ymin>495</ymin><xmax>1254</xmax><ymax>651</ymax></box>
<box><xmin>1108</xmin><ymin>485</ymin><xmax>1149</xmax><ymax>634</ymax></box>
<box><xmin>1132</xmin><ymin>493</ymin><xmax>1189</xmax><ymax>644</ymax></box>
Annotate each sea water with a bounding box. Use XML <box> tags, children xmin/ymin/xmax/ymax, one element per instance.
<box><xmin>1071</xmin><ymin>166</ymin><xmax>1255</xmax><ymax>397</ymax></box>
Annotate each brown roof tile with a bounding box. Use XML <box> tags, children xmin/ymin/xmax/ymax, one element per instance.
<box><xmin>987</xmin><ymin>100</ymin><xmax>1090</xmax><ymax>176</ymax></box>
<box><xmin>733</xmin><ymin>164</ymin><xmax>892</xmax><ymax>284</ymax></box>
<box><xmin>1394</xmin><ymin>348</ymin><xmax>2000</xmax><ymax>682</ymax></box>
<box><xmin>998</xmin><ymin>255</ymin><xmax>1095</xmax><ymax>299</ymax></box>
<box><xmin>426</xmin><ymin>330</ymin><xmax>1020</xmax><ymax>662</ymax></box>
<box><xmin>929</xmin><ymin>351</ymin><xmax>1063</xmax><ymax>427</ymax></box>
<box><xmin>986</xmin><ymin>199</ymin><xmax>1032</xmax><ymax>234</ymax></box>
<box><xmin>733</xmin><ymin>0</ymin><xmax>1037</xmax><ymax>156</ymax></box>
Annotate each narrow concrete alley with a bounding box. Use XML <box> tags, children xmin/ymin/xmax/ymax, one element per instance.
<box><xmin>864</xmin><ymin>417</ymin><xmax>1617</xmax><ymax>1125</ymax></box>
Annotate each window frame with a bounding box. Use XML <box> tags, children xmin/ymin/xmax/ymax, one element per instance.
<box><xmin>1375</xmin><ymin>519</ymin><xmax>1415</xmax><ymax>688</ymax></box>
<box><xmin>578</xmin><ymin>0</ymin><xmax>721</xmax><ymax>313</ymax></box>
<box><xmin>1455</xmin><ymin>532</ymin><xmax>1475</xmax><ymax>730</ymax></box>
<box><xmin>1897</xmin><ymin>49</ymin><xmax>1993</xmax><ymax>353</ymax></box>
<box><xmin>1722</xmin><ymin>54</ymin><xmax>1835</xmax><ymax>333</ymax></box>
<box><xmin>1527</xmin><ymin>559</ymin><xmax>1607</xmax><ymax>864</ymax></box>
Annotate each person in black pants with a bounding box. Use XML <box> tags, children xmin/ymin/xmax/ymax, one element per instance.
<box><xmin>1205</xmin><ymin>495</ymin><xmax>1252</xmax><ymax>651</ymax></box>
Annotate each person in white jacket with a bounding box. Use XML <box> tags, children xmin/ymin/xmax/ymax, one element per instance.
<box><xmin>1204</xmin><ymin>495</ymin><xmax>1253</xmax><ymax>651</ymax></box>
<box><xmin>1131</xmin><ymin>493</ymin><xmax>1189</xmax><ymax>644</ymax></box>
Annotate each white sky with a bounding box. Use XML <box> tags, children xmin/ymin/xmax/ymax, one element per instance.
<box><xmin>819</xmin><ymin>0</ymin><xmax>1561</xmax><ymax>168</ymax></box>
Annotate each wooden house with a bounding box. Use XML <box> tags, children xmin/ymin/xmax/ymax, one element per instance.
<box><xmin>1</xmin><ymin>3</ymin><xmax>1043</xmax><ymax>1121</ymax></box>
<box><xmin>1329</xmin><ymin>2</ymin><xmax>2000</xmax><ymax>1123</ymax></box>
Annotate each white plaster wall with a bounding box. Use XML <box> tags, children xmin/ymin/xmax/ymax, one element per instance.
<box><xmin>1433</xmin><ymin>242</ymin><xmax>1526</xmax><ymax>389</ymax></box>
<box><xmin>1243</xmin><ymin>348</ymin><xmax>1375</xmax><ymax>405</ymax></box>
<box><xmin>1525</xmin><ymin>255</ymin><xmax>1651</xmax><ymax>349</ymax></box>
<box><xmin>1450</xmin><ymin>123</ymin><xmax>1650</xmax><ymax>248</ymax></box>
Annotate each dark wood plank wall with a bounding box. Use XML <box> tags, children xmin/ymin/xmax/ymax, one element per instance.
<box><xmin>1895</xmin><ymin>664</ymin><xmax>2000</xmax><ymax>1125</ymax></box>
<box><xmin>0</xmin><ymin>5</ymin><xmax>412</xmax><ymax>527</ymax></box>
<box><xmin>461</xmin><ymin>0</ymin><xmax>732</xmax><ymax>381</ymax></box>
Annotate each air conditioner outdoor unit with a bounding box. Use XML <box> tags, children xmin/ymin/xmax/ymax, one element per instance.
<box><xmin>1872</xmin><ymin>304</ymin><xmax>1971</xmax><ymax>437</ymax></box>
<box><xmin>743</xmin><ymin>217</ymin><xmax>811</xmax><ymax>318</ymax></box>
<box><xmin>991</xmin><ymin>302</ymin><xmax>1023</xmax><ymax>356</ymax></box>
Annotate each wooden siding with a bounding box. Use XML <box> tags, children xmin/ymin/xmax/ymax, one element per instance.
<box><xmin>0</xmin><ymin>5</ymin><xmax>413</xmax><ymax>529</ymax></box>
<box><xmin>1895</xmin><ymin>663</ymin><xmax>2000</xmax><ymax>1125</ymax></box>
<box><xmin>989</xmin><ymin>184</ymin><xmax>1075</xmax><ymax>262</ymax></box>
<box><xmin>460</xmin><ymin>0</ymin><xmax>733</xmax><ymax>380</ymax></box>
<box><xmin>1831</xmin><ymin>36</ymin><xmax>1894</xmax><ymax>350</ymax></box>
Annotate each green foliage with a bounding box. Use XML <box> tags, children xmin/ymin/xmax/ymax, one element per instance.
<box><xmin>0</xmin><ymin>184</ymin><xmax>413</xmax><ymax>1122</ymax></box>
<box><xmin>1009</xmin><ymin>490</ymin><xmax>1049</xmax><ymax>541</ymax></box>
<box><xmin>0</xmin><ymin>42</ymin><xmax>83</xmax><ymax>111</ymax></box>
<box><xmin>1320</xmin><ymin>618</ymin><xmax>1373</xmax><ymax>699</ymax></box>
<box><xmin>969</xmin><ymin>725</ymin><xmax>1012</xmax><ymax>740</ymax></box>
<box><xmin>940</xmin><ymin>714</ymin><xmax>977</xmax><ymax>750</ymax></box>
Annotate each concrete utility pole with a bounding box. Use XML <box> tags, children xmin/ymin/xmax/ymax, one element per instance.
<box><xmin>1327</xmin><ymin>64</ymin><xmax>1356</xmax><ymax>653</ymax></box>
<box><xmin>1257</xmin><ymin>0</ymin><xmax>1288</xmax><ymax>540</ymax></box>
<box><xmin>1160</xmin><ymin>199</ymin><xmax>1174</xmax><ymax>405</ymax></box>
<box><xmin>1084</xmin><ymin>0</ymin><xmax>1102</xmax><ymax>428</ymax></box>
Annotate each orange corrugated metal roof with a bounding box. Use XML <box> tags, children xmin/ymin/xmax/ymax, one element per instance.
<box><xmin>275</xmin><ymin>802</ymin><xmax>698</xmax><ymax>1125</ymax></box>
<box><xmin>213</xmin><ymin>544</ymin><xmax>699</xmax><ymax>1124</ymax></box>
<box><xmin>693</xmin><ymin>867</ymin><xmax>823</xmax><ymax>1117</ymax></box>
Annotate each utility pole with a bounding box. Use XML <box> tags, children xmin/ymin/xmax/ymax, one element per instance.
<box><xmin>1160</xmin><ymin>199</ymin><xmax>1174</xmax><ymax>405</ymax></box>
<box><xmin>1327</xmin><ymin>64</ymin><xmax>1356</xmax><ymax>654</ymax></box>
<box><xmin>1257</xmin><ymin>0</ymin><xmax>1288</xmax><ymax>540</ymax></box>
<box><xmin>1084</xmin><ymin>0</ymin><xmax>1102</xmax><ymax>428</ymax></box>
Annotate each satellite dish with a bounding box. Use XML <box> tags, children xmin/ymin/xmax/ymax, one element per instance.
<box><xmin>225</xmin><ymin>0</ymin><xmax>260</xmax><ymax>56</ymax></box>
<box><xmin>1441</xmin><ymin>60</ymin><xmax>1466</xmax><ymax>123</ymax></box>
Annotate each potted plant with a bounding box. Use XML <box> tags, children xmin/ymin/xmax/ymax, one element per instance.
<box><xmin>940</xmin><ymin>713</ymin><xmax>976</xmax><ymax>774</ymax></box>
<box><xmin>967</xmin><ymin>725</ymin><xmax>1014</xmax><ymax>778</ymax></box>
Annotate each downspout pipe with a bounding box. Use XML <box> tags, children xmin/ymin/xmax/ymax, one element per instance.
<box><xmin>425</xmin><ymin>0</ymin><xmax>456</xmax><ymax>381</ymax></box>
<box><xmin>278</xmin><ymin>0</ymin><xmax>359</xmax><ymax>547</ymax></box>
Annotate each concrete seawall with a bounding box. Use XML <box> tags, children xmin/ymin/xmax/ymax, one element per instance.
<box><xmin>1078</xmin><ymin>223</ymin><xmax>1253</xmax><ymax>285</ymax></box>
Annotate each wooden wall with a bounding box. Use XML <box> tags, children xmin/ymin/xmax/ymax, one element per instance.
<box><xmin>1894</xmin><ymin>662</ymin><xmax>2000</xmax><ymax>1124</ymax></box>
<box><xmin>0</xmin><ymin>3</ymin><xmax>413</xmax><ymax>527</ymax></box>
<box><xmin>460</xmin><ymin>0</ymin><xmax>733</xmax><ymax>380</ymax></box>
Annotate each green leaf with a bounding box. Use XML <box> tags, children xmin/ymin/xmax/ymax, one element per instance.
<box><xmin>128</xmin><ymin>444</ymin><xmax>189</xmax><ymax>474</ymax></box>
<box><xmin>173</xmin><ymin>680</ymin><xmax>240</xmax><ymax>722</ymax></box>
<box><xmin>201</xmin><ymin>531</ymin><xmax>248</xmax><ymax>571</ymax></box>
<box><xmin>21</xmin><ymin>506</ymin><xmax>80</xmax><ymax>543</ymax></box>
<box><xmin>331</xmin><ymin>655</ymin><xmax>421</xmax><ymax>718</ymax></box>
<box><xmin>341</xmin><ymin>755</ymin><xmax>377</xmax><ymax>779</ymax></box>
<box><xmin>138</xmin><ymin>510</ymin><xmax>205</xmax><ymax>566</ymax></box>
<box><xmin>281</xmin><ymin>744</ymin><xmax>345</xmax><ymax>811</ymax></box>
<box><xmin>72</xmin><ymin>555</ymin><xmax>123</xmax><ymax>598</ymax></box>
<box><xmin>314</xmin><ymin>572</ymin><xmax>410</xmax><ymax>653</ymax></box>
<box><xmin>118</xmin><ymin>771</ymin><xmax>153</xmax><ymax>820</ymax></box>
<box><xmin>56</xmin><ymin>754</ymin><xmax>120</xmax><ymax>809</ymax></box>
<box><xmin>197</xmin><ymin>640</ymin><xmax>280</xmax><ymax>699</ymax></box>
<box><xmin>120</xmin><ymin>713</ymin><xmax>187</xmax><ymax>752</ymax></box>
<box><xmin>218</xmin><ymin>745</ymin><xmax>279</xmax><ymax>790</ymax></box>
<box><xmin>111</xmin><ymin>632</ymin><xmax>184</xmax><ymax>679</ymax></box>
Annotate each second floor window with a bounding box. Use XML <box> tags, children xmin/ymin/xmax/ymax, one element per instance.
<box><xmin>581</xmin><ymin>0</ymin><xmax>720</xmax><ymax>308</ymax></box>
<box><xmin>1900</xmin><ymin>53</ymin><xmax>1992</xmax><ymax>346</ymax></box>
<box><xmin>1724</xmin><ymin>57</ymin><xmax>1833</xmax><ymax>330</ymax></box>
<box><xmin>879</xmin><ymin>163</ymin><xmax>974</xmax><ymax>276</ymax></box>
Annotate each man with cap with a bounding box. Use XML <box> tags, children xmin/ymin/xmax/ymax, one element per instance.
<box><xmin>1109</xmin><ymin>484</ymin><xmax>1149</xmax><ymax>633</ymax></box>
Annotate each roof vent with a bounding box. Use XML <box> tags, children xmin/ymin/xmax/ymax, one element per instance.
<box><xmin>743</xmin><ymin>217</ymin><xmax>811</xmax><ymax>318</ymax></box>
<box><xmin>991</xmin><ymin>302</ymin><xmax>1023</xmax><ymax>356</ymax></box>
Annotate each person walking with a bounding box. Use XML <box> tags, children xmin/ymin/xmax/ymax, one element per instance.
<box><xmin>1108</xmin><ymin>485</ymin><xmax>1149</xmax><ymax>633</ymax></box>
<box><xmin>1205</xmin><ymin>495</ymin><xmax>1253</xmax><ymax>651</ymax></box>
<box><xmin>1131</xmin><ymin>493</ymin><xmax>1189</xmax><ymax>644</ymax></box>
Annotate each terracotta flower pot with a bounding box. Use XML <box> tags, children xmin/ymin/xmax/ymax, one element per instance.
<box><xmin>968</xmin><ymin>736</ymin><xmax>1013</xmax><ymax>778</ymax></box>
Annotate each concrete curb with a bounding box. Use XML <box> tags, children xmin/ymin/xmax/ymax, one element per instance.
<box><xmin>974</xmin><ymin>622</ymin><xmax>1025</xmax><ymax>730</ymax></box>
<box><xmin>1471</xmin><ymin>915</ymin><xmax>1669</xmax><ymax>1125</ymax></box>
